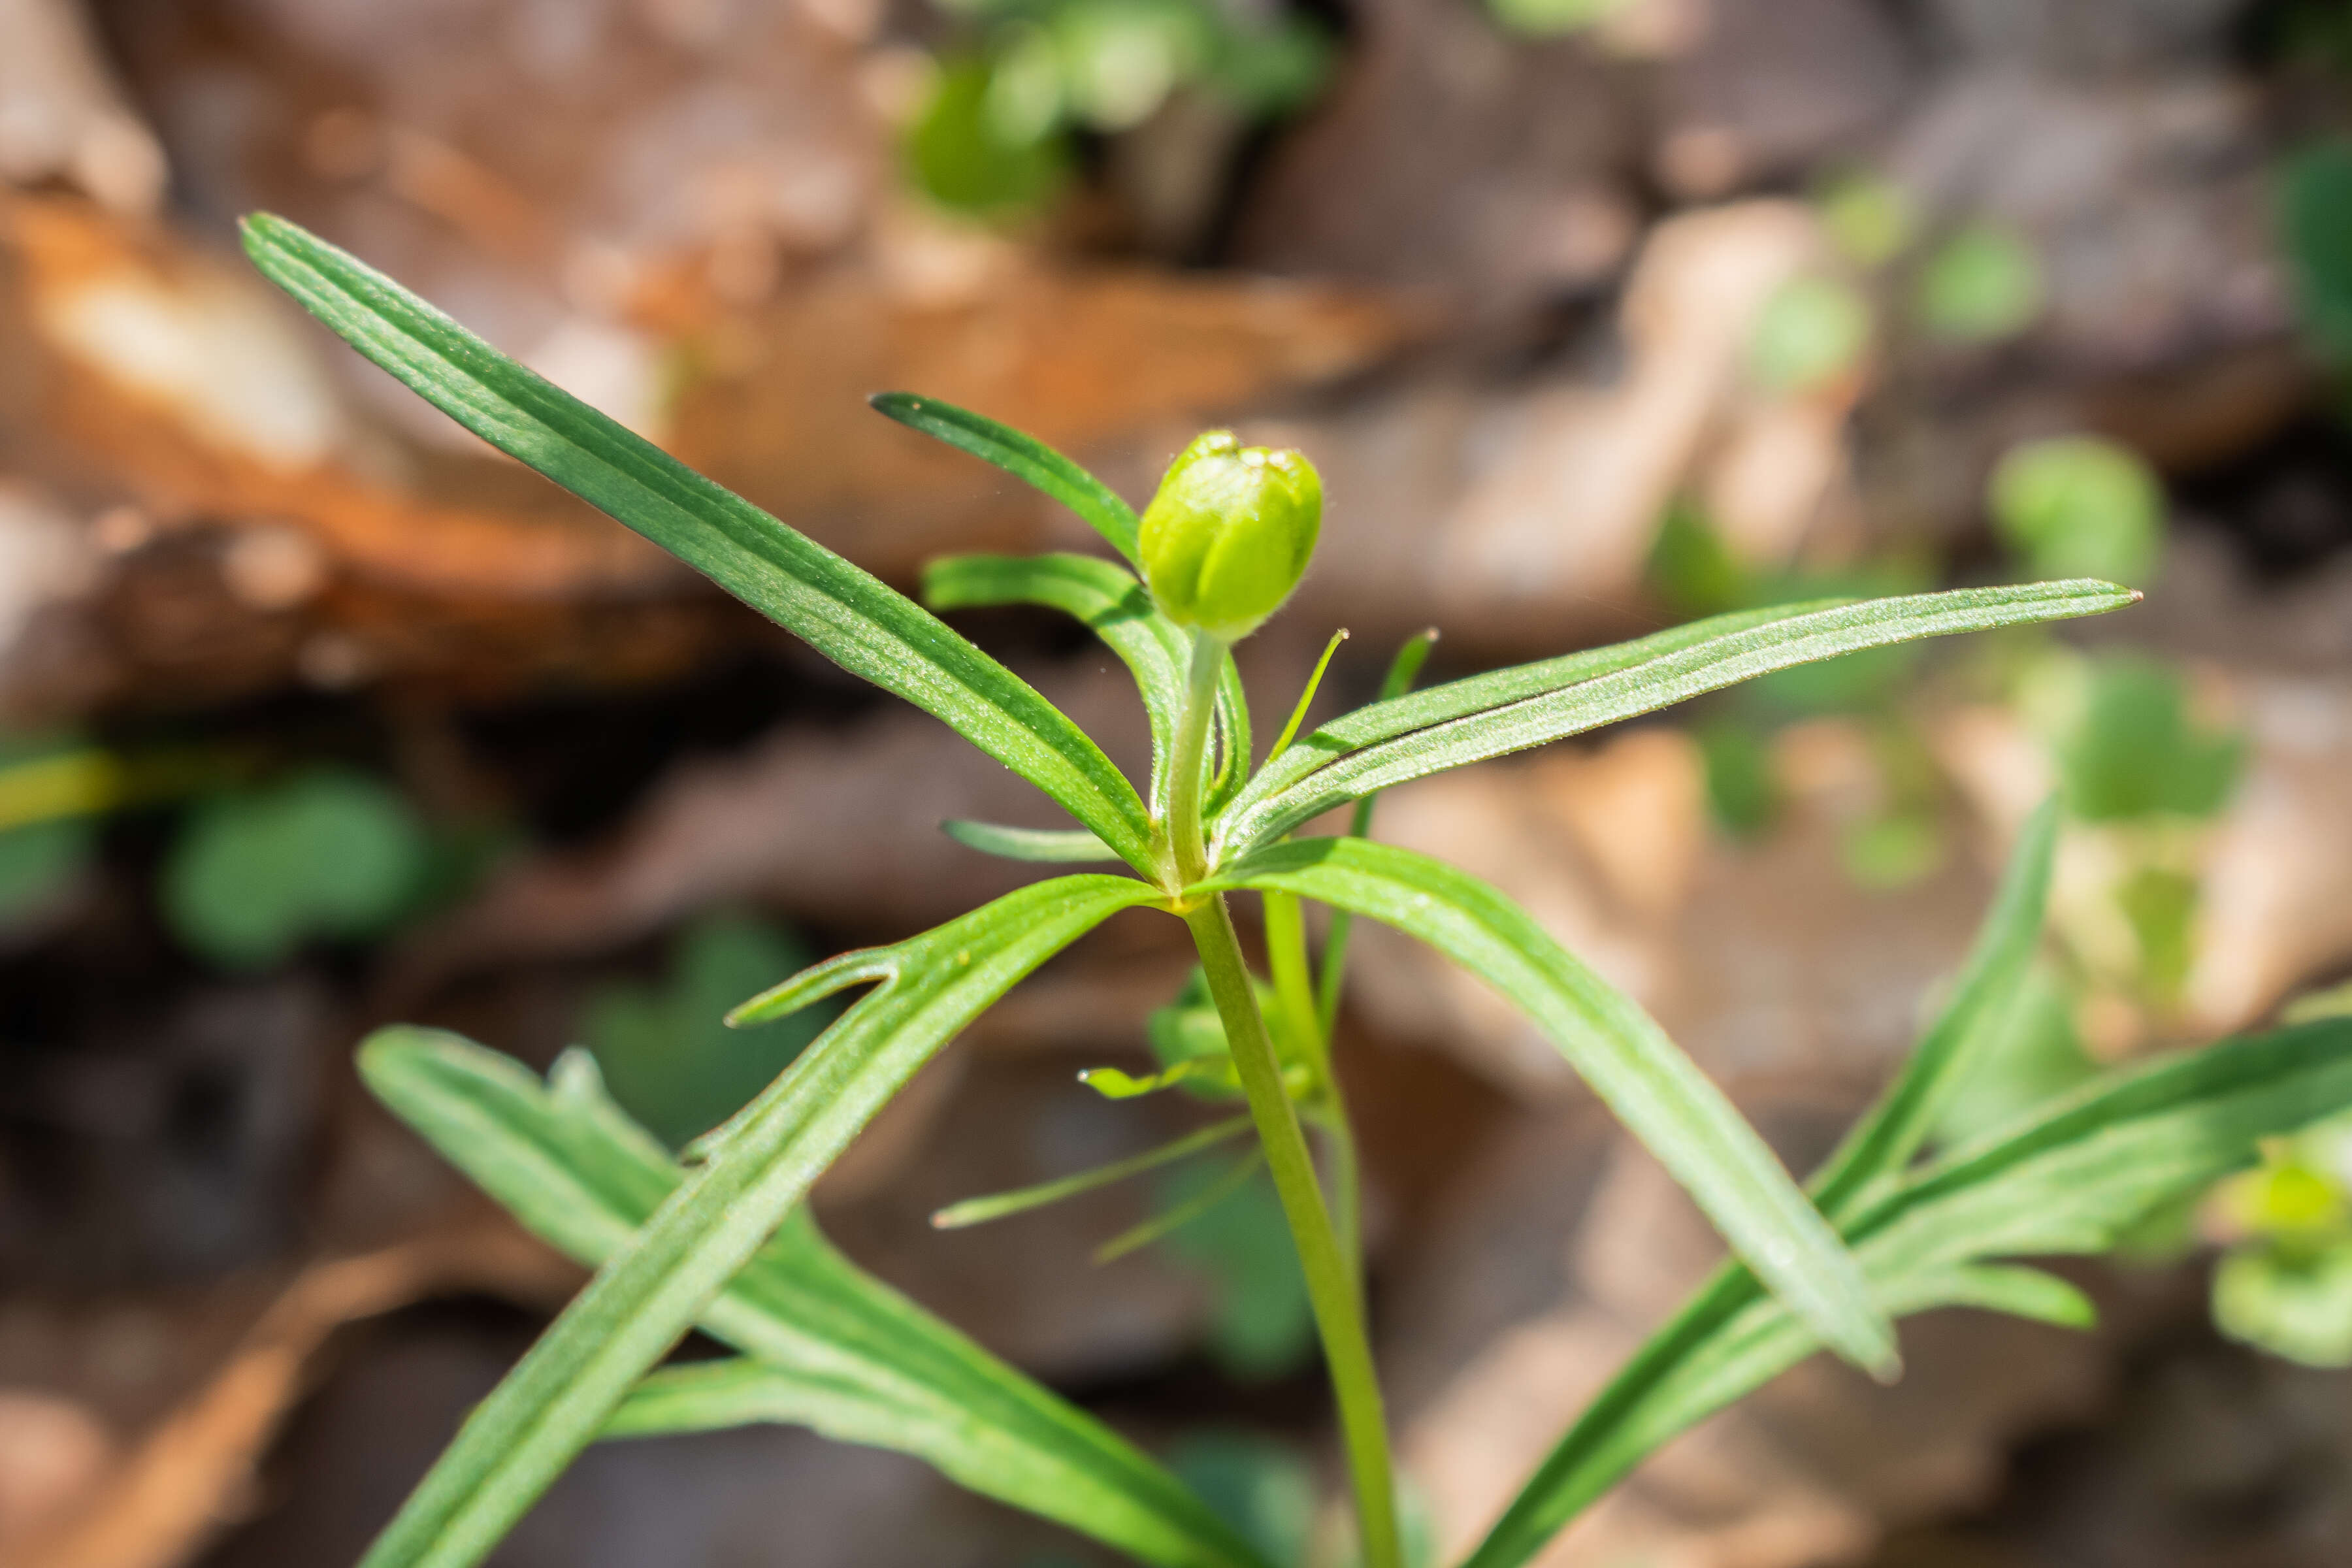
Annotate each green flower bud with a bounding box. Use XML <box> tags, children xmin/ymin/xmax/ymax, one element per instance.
<box><xmin>1139</xmin><ymin>431</ymin><xmax>1322</xmax><ymax>642</ymax></box>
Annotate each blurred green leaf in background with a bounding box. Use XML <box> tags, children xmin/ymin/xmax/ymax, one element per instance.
<box><xmin>2212</xmin><ymin>985</ymin><xmax>2352</xmax><ymax>1367</ymax></box>
<box><xmin>1157</xmin><ymin>1159</ymin><xmax>1316</xmax><ymax>1380</ymax></box>
<box><xmin>2033</xmin><ymin>655</ymin><xmax>2244</xmax><ymax>824</ymax></box>
<box><xmin>163</xmin><ymin>767</ymin><xmax>429</xmax><ymax>968</ymax></box>
<box><xmin>2211</xmin><ymin>1118</ymin><xmax>2352</xmax><ymax>1365</ymax></box>
<box><xmin>1485</xmin><ymin>0</ymin><xmax>1627</xmax><ymax>39</ymax></box>
<box><xmin>909</xmin><ymin>0</ymin><xmax>1330</xmax><ymax>217</ymax></box>
<box><xmin>583</xmin><ymin>911</ymin><xmax>841</xmax><ymax>1149</ymax></box>
<box><xmin>1166</xmin><ymin>1431</ymin><xmax>1316</xmax><ymax>1567</ymax></box>
<box><xmin>1916</xmin><ymin>222</ymin><xmax>2043</xmax><ymax>342</ymax></box>
<box><xmin>1748</xmin><ymin>276</ymin><xmax>1873</xmax><ymax>395</ymax></box>
<box><xmin>1694</xmin><ymin>718</ymin><xmax>1778</xmax><ymax>841</ymax></box>
<box><xmin>0</xmin><ymin>760</ymin><xmax>93</xmax><ymax>936</ymax></box>
<box><xmin>1990</xmin><ymin>436</ymin><xmax>2166</xmax><ymax>589</ymax></box>
<box><xmin>1644</xmin><ymin>501</ymin><xmax>1752</xmax><ymax>621</ymax></box>
<box><xmin>0</xmin><ymin>733</ymin><xmax>114</xmax><ymax>930</ymax></box>
<box><xmin>0</xmin><ymin>818</ymin><xmax>86</xmax><ymax>928</ymax></box>
<box><xmin>1817</xmin><ymin>171</ymin><xmax>1917</xmax><ymax>268</ymax></box>
<box><xmin>909</xmin><ymin>54</ymin><xmax>1075</xmax><ymax>216</ymax></box>
<box><xmin>2281</xmin><ymin>140</ymin><xmax>2352</xmax><ymax>367</ymax></box>
<box><xmin>1935</xmin><ymin>964</ymin><xmax>2099</xmax><ymax>1148</ymax></box>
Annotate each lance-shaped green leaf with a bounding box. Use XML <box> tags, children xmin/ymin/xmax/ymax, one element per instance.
<box><xmin>240</xmin><ymin>216</ymin><xmax>1152</xmax><ymax>873</ymax></box>
<box><xmin>1810</xmin><ymin>796</ymin><xmax>2061</xmax><ymax>1220</ymax></box>
<box><xmin>872</xmin><ymin>392</ymin><xmax>1144</xmax><ymax>569</ymax></box>
<box><xmin>926</xmin><ymin>552</ymin><xmax>1183</xmax><ymax>817</ymax></box>
<box><xmin>1204</xmin><ymin>647</ymin><xmax>1253</xmax><ymax>819</ymax></box>
<box><xmin>943</xmin><ymin>819</ymin><xmax>1122</xmax><ymax>863</ymax></box>
<box><xmin>1079</xmin><ymin>1056</ymin><xmax>1239</xmax><ymax>1100</ymax></box>
<box><xmin>1213</xmin><ymin>601</ymin><xmax>1821</xmax><ymax>847</ymax></box>
<box><xmin>352</xmin><ymin>874</ymin><xmax>1162</xmax><ymax>1568</ymax></box>
<box><xmin>1198</xmin><ymin>836</ymin><xmax>1898</xmax><ymax>1378</ymax></box>
<box><xmin>361</xmin><ymin>1032</ymin><xmax>1267</xmax><ymax>1568</ymax></box>
<box><xmin>1458</xmin><ymin>808</ymin><xmax>2063</xmax><ymax>1565</ymax></box>
<box><xmin>1465</xmin><ymin>1015</ymin><xmax>2352</xmax><ymax>1568</ymax></box>
<box><xmin>921</xmin><ymin>551</ymin><xmax>1250</xmax><ymax>834</ymax></box>
<box><xmin>1217</xmin><ymin>583</ymin><xmax>2137</xmax><ymax>853</ymax></box>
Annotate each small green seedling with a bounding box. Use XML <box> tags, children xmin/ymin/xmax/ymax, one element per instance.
<box><xmin>908</xmin><ymin>0</ymin><xmax>1329</xmax><ymax>217</ymax></box>
<box><xmin>239</xmin><ymin>214</ymin><xmax>2352</xmax><ymax>1568</ymax></box>
<box><xmin>165</xmin><ymin>765</ymin><xmax>429</xmax><ymax>968</ymax></box>
<box><xmin>1916</xmin><ymin>221</ymin><xmax>2044</xmax><ymax>342</ymax></box>
<box><xmin>1989</xmin><ymin>436</ymin><xmax>2166</xmax><ymax>589</ymax></box>
<box><xmin>1748</xmin><ymin>276</ymin><xmax>1874</xmax><ymax>395</ymax></box>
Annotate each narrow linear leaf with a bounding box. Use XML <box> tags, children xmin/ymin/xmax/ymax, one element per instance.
<box><xmin>1912</xmin><ymin>1264</ymin><xmax>2097</xmax><ymax>1328</ymax></box>
<box><xmin>363</xmin><ymin>1032</ymin><xmax>1267</xmax><ymax>1568</ymax></box>
<box><xmin>1268</xmin><ymin>629</ymin><xmax>1350</xmax><ymax>761</ymax></box>
<box><xmin>943</xmin><ymin>819</ymin><xmax>1122</xmax><ymax>864</ymax></box>
<box><xmin>1316</xmin><ymin>628</ymin><xmax>1439</xmax><ymax>1037</ymax></box>
<box><xmin>1810</xmin><ymin>796</ymin><xmax>2061</xmax><ymax>1219</ymax></box>
<box><xmin>1378</xmin><ymin>629</ymin><xmax>1439</xmax><ymax>703</ymax></box>
<box><xmin>1601</xmin><ymin>1264</ymin><xmax>2094</xmax><ymax>1484</ymax></box>
<box><xmin>351</xmin><ymin>874</ymin><xmax>1161</xmax><ymax>1568</ymax></box>
<box><xmin>1220</xmin><ymin>583</ymin><xmax>2137</xmax><ymax>851</ymax></box>
<box><xmin>872</xmin><ymin>392</ymin><xmax>1143</xmax><ymax>568</ymax></box>
<box><xmin>1463</xmin><ymin>1016</ymin><xmax>2352</xmax><ymax>1568</ymax></box>
<box><xmin>924</xmin><ymin>551</ymin><xmax>1186</xmax><ymax>803</ymax></box>
<box><xmin>933</xmin><ymin>1115</ymin><xmax>1252</xmax><ymax>1228</ymax></box>
<box><xmin>915</xmin><ymin>551</ymin><xmax>1243</xmax><ymax>836</ymax></box>
<box><xmin>1205</xmin><ymin>647</ymin><xmax>1254</xmax><ymax>818</ymax></box>
<box><xmin>1458</xmin><ymin>832</ymin><xmax>2076</xmax><ymax>1566</ymax></box>
<box><xmin>1220</xmin><ymin>603</ymin><xmax>1824</xmax><ymax>838</ymax></box>
<box><xmin>1201</xmin><ymin>837</ymin><xmax>1899</xmax><ymax>1379</ymax></box>
<box><xmin>1096</xmin><ymin>1151</ymin><xmax>1266</xmax><ymax>1264</ymax></box>
<box><xmin>604</xmin><ymin>1355</ymin><xmax>922</xmax><ymax>1434</ymax></box>
<box><xmin>1080</xmin><ymin>1057</ymin><xmax>1237</xmax><ymax>1100</ymax></box>
<box><xmin>241</xmin><ymin>216</ymin><xmax>1152</xmax><ymax>872</ymax></box>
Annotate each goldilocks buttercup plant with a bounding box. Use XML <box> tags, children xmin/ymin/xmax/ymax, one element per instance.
<box><xmin>241</xmin><ymin>213</ymin><xmax>2352</xmax><ymax>1568</ymax></box>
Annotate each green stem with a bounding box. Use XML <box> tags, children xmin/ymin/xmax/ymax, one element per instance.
<box><xmin>1265</xmin><ymin>889</ymin><xmax>1364</xmax><ymax>1284</ymax></box>
<box><xmin>1168</xmin><ymin>631</ymin><xmax>1226</xmax><ymax>887</ymax></box>
<box><xmin>1183</xmin><ymin>896</ymin><xmax>1401</xmax><ymax>1568</ymax></box>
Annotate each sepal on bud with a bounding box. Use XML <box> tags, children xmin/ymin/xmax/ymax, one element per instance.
<box><xmin>1139</xmin><ymin>431</ymin><xmax>1322</xmax><ymax>642</ymax></box>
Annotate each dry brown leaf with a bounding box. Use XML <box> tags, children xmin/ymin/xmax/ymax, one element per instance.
<box><xmin>17</xmin><ymin>1221</ymin><xmax>568</xmax><ymax>1568</ymax></box>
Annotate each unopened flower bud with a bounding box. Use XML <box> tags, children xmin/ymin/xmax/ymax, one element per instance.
<box><xmin>1139</xmin><ymin>431</ymin><xmax>1322</xmax><ymax>642</ymax></box>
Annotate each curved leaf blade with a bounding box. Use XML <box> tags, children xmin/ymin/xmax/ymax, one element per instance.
<box><xmin>363</xmin><ymin>1033</ymin><xmax>1268</xmax><ymax>1568</ymax></box>
<box><xmin>931</xmin><ymin>1115</ymin><xmax>1251</xmax><ymax>1228</ymax></box>
<box><xmin>352</xmin><ymin>874</ymin><xmax>1162</xmax><ymax>1568</ymax></box>
<box><xmin>943</xmin><ymin>819</ymin><xmax>1122</xmax><ymax>863</ymax></box>
<box><xmin>1200</xmin><ymin>836</ymin><xmax>1897</xmax><ymax>1378</ymax></box>
<box><xmin>241</xmin><ymin>216</ymin><xmax>1152</xmax><ymax>872</ymax></box>
<box><xmin>1810</xmin><ymin>796</ymin><xmax>2061</xmax><ymax>1220</ymax></box>
<box><xmin>925</xmin><ymin>551</ymin><xmax>1184</xmax><ymax>809</ymax></box>
<box><xmin>1220</xmin><ymin>583</ymin><xmax>2137</xmax><ymax>851</ymax></box>
<box><xmin>1226</xmin><ymin>604</ymin><xmax>1815</xmax><ymax>828</ymax></box>
<box><xmin>1205</xmin><ymin>646</ymin><xmax>1254</xmax><ymax>819</ymax></box>
<box><xmin>1463</xmin><ymin>1017</ymin><xmax>2352</xmax><ymax>1568</ymax></box>
<box><xmin>917</xmin><ymin>551</ymin><xmax>1247</xmax><ymax>835</ymax></box>
<box><xmin>872</xmin><ymin>392</ymin><xmax>1143</xmax><ymax>568</ymax></box>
